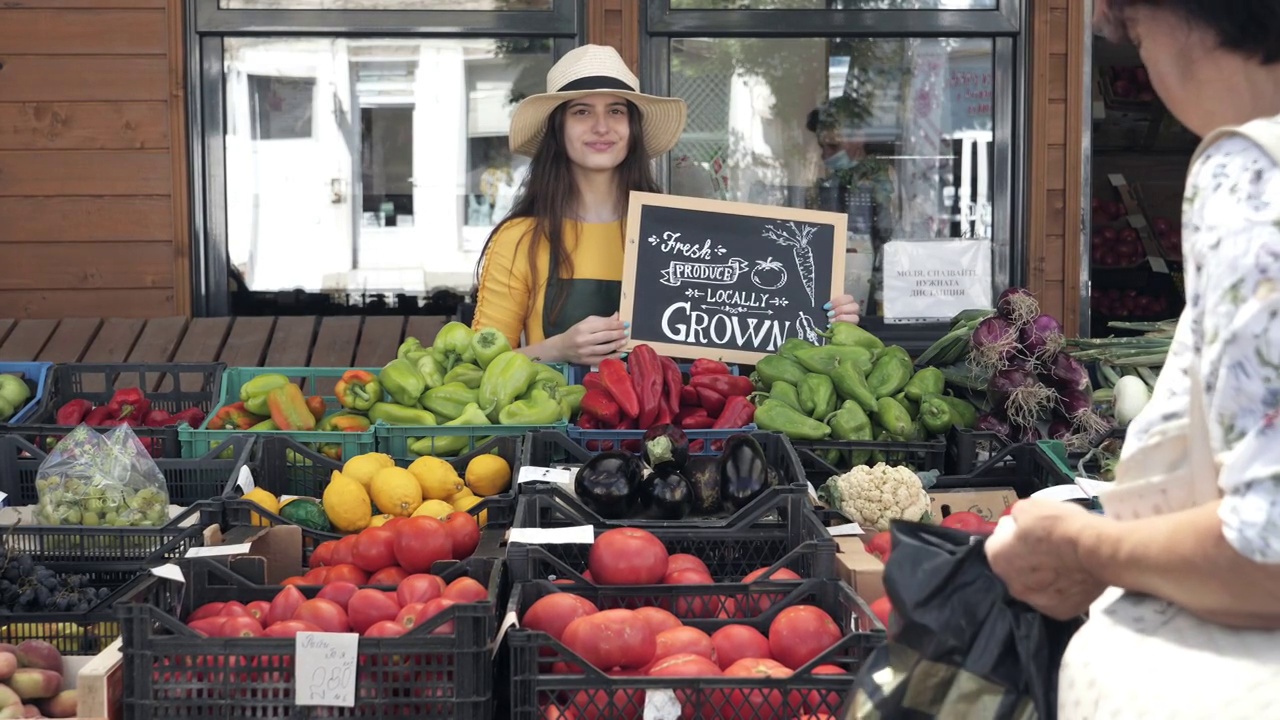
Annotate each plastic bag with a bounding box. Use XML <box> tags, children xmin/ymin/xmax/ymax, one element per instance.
<box><xmin>34</xmin><ymin>423</ymin><xmax>171</xmax><ymax>527</ymax></box>
<box><xmin>846</xmin><ymin>521</ymin><xmax>1081</xmax><ymax>720</ymax></box>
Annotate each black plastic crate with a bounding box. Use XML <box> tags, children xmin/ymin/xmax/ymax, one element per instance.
<box><xmin>793</xmin><ymin>436</ymin><xmax>946</xmax><ymax>487</ymax></box>
<box><xmin>504</xmin><ymin>578</ymin><xmax>883</xmax><ymax>720</ymax></box>
<box><xmin>506</xmin><ymin>488</ymin><xmax>836</xmax><ymax>583</ymax></box>
<box><xmin>234</xmin><ymin>435</ymin><xmax>519</xmax><ymax>562</ymax></box>
<box><xmin>930</xmin><ymin>442</ymin><xmax>1077</xmax><ymax>499</ymax></box>
<box><xmin>946</xmin><ymin>427</ymin><xmax>1010</xmax><ymax>475</ymax></box>
<box><xmin>8</xmin><ymin>362</ymin><xmax>225</xmax><ymax>459</ymax></box>
<box><xmin>117</xmin><ymin>556</ymin><xmax>505</xmax><ymax>720</ymax></box>
<box><xmin>0</xmin><ymin>432</ymin><xmax>255</xmax><ymax>508</ymax></box>
<box><xmin>0</xmin><ymin>563</ymin><xmax>151</xmax><ymax>654</ymax></box>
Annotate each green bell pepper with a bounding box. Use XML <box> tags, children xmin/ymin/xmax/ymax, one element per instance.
<box><xmin>919</xmin><ymin>395</ymin><xmax>954</xmax><ymax>435</ymax></box>
<box><xmin>407</xmin><ymin>402</ymin><xmax>491</xmax><ymax>456</ymax></box>
<box><xmin>470</xmin><ymin>328</ymin><xmax>512</xmax><ymax>370</ymax></box>
<box><xmin>556</xmin><ymin>384</ymin><xmax>586</xmax><ymax>420</ymax></box>
<box><xmin>0</xmin><ymin>374</ymin><xmax>30</xmax><ymax>413</ymax></box>
<box><xmin>443</xmin><ymin>363</ymin><xmax>484</xmax><ymax>390</ymax></box>
<box><xmin>777</xmin><ymin>338</ymin><xmax>816</xmax><ymax>362</ymax></box>
<box><xmin>380</xmin><ymin>358</ymin><xmax>427</xmax><ymax>407</ymax></box>
<box><xmin>793</xmin><ymin>345</ymin><xmax>873</xmax><ymax>377</ymax></box>
<box><xmin>766</xmin><ymin>381</ymin><xmax>802</xmax><ymax>412</ymax></box>
<box><xmin>867</xmin><ymin>347</ymin><xmax>914</xmax><ymax>399</ymax></box>
<box><xmin>752</xmin><ymin>398</ymin><xmax>831</xmax><ymax>441</ymax></box>
<box><xmin>238</xmin><ymin>373</ymin><xmax>291</xmax><ymax>403</ymax></box>
<box><xmin>244</xmin><ymin>393</ymin><xmax>271</xmax><ymax>417</ymax></box>
<box><xmin>830</xmin><ymin>359</ymin><xmax>878</xmax><ymax>414</ymax></box>
<box><xmin>755</xmin><ymin>355</ymin><xmax>808</xmax><ymax>388</ymax></box>
<box><xmin>938</xmin><ymin>394</ymin><xmax>978</xmax><ymax>429</ymax></box>
<box><xmin>498</xmin><ymin>388</ymin><xmax>563</xmax><ymax>425</ymax></box>
<box><xmin>872</xmin><ymin>397</ymin><xmax>913</xmax><ymax>438</ymax></box>
<box><xmin>415</xmin><ymin>354</ymin><xmax>447</xmax><ymax>390</ymax></box>
<box><xmin>420</xmin><ymin>382</ymin><xmax>478</xmax><ymax>422</ymax></box>
<box><xmin>478</xmin><ymin>352</ymin><xmax>538</xmax><ymax>421</ymax></box>
<box><xmin>368</xmin><ymin>402</ymin><xmax>437</xmax><ymax>426</ymax></box>
<box><xmin>894</xmin><ymin>392</ymin><xmax>919</xmax><ymax>420</ymax></box>
<box><xmin>902</xmin><ymin>367</ymin><xmax>945</xmax><ymax>402</ymax></box>
<box><xmin>432</xmin><ymin>322</ymin><xmax>476</xmax><ymax>367</ymax></box>
<box><xmin>798</xmin><ymin>373</ymin><xmax>836</xmax><ymax>421</ymax></box>
<box><xmin>819</xmin><ymin>321</ymin><xmax>885</xmax><ymax>351</ymax></box>
<box><xmin>0</xmin><ymin>397</ymin><xmax>13</xmax><ymax>421</ymax></box>
<box><xmin>397</xmin><ymin>337</ymin><xmax>431</xmax><ymax>363</ymax></box>
<box><xmin>825</xmin><ymin>400</ymin><xmax>873</xmax><ymax>465</ymax></box>
<box><xmin>533</xmin><ymin>363</ymin><xmax>567</xmax><ymax>389</ymax></box>
<box><xmin>248</xmin><ymin>418</ymin><xmax>278</xmax><ymax>431</ymax></box>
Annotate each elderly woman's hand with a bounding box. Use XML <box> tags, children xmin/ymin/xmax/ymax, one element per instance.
<box><xmin>825</xmin><ymin>295</ymin><xmax>861</xmax><ymax>325</ymax></box>
<box><xmin>985</xmin><ymin>499</ymin><xmax>1109</xmax><ymax>621</ymax></box>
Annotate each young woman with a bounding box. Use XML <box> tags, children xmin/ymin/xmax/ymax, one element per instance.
<box><xmin>981</xmin><ymin>1</ymin><xmax>1280</xmax><ymax>716</ymax></box>
<box><xmin>473</xmin><ymin>45</ymin><xmax>862</xmax><ymax>365</ymax></box>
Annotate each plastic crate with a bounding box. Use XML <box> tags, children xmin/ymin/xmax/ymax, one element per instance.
<box><xmin>0</xmin><ymin>361</ymin><xmax>53</xmax><ymax>424</ymax></box>
<box><xmin>504</xmin><ymin>578</ymin><xmax>883</xmax><ymax>720</ymax></box>
<box><xmin>1040</xmin><ymin>427</ymin><xmax>1127</xmax><ymax>481</ymax></box>
<box><xmin>7</xmin><ymin>362</ymin><xmax>225</xmax><ymax>459</ymax></box>
<box><xmin>0</xmin><ymin>564</ymin><xmax>151</xmax><ymax>654</ymax></box>
<box><xmin>946</xmin><ymin>427</ymin><xmax>1011</xmax><ymax>475</ymax></box>
<box><xmin>232</xmin><ymin>435</ymin><xmax>518</xmax><ymax>562</ymax></box>
<box><xmin>563</xmin><ymin>423</ymin><xmax>758</xmax><ymax>453</ymax></box>
<box><xmin>792</xmin><ymin>436</ymin><xmax>947</xmax><ymax>486</ymax></box>
<box><xmin>506</xmin><ymin>488</ymin><xmax>836</xmax><ymax>583</ymax></box>
<box><xmin>565</xmin><ymin>360</ymin><xmax>740</xmax><ymax>385</ymax></box>
<box><xmin>117</xmin><ymin>556</ymin><xmax>505</xmax><ymax>719</ymax></box>
<box><xmin>931</xmin><ymin>442</ymin><xmax>1077</xmax><ymax>498</ymax></box>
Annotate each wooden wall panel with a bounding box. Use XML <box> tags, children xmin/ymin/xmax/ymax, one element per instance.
<box><xmin>0</xmin><ymin>1</ymin><xmax>189</xmax><ymax>319</ymax></box>
<box><xmin>588</xmin><ymin>0</ymin><xmax>639</xmax><ymax>73</ymax></box>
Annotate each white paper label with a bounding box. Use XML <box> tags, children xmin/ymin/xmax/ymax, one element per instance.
<box><xmin>1031</xmin><ymin>484</ymin><xmax>1090</xmax><ymax>502</ymax></box>
<box><xmin>185</xmin><ymin>543</ymin><xmax>254</xmax><ymax>558</ymax></box>
<box><xmin>881</xmin><ymin>240</ymin><xmax>993</xmax><ymax>322</ymax></box>
<box><xmin>236</xmin><ymin>466</ymin><xmax>256</xmax><ymax>494</ymax></box>
<box><xmin>294</xmin><ymin>632</ymin><xmax>359</xmax><ymax>707</ymax></box>
<box><xmin>0</xmin><ymin>491</ymin><xmax>7</xmax><ymax>507</ymax></box>
<box><xmin>518</xmin><ymin>466</ymin><xmax>576</xmax><ymax>485</ymax></box>
<box><xmin>150</xmin><ymin>564</ymin><xmax>185</xmax><ymax>583</ymax></box>
<box><xmin>508</xmin><ymin>526</ymin><xmax>595</xmax><ymax>545</ymax></box>
<box><xmin>492</xmin><ymin>610</ymin><xmax>520</xmax><ymax>658</ymax></box>
<box><xmin>827</xmin><ymin>522</ymin><xmax>864</xmax><ymax>536</ymax></box>
<box><xmin>643</xmin><ymin>689</ymin><xmax>682</xmax><ymax>720</ymax></box>
<box><xmin>280</xmin><ymin>495</ymin><xmax>301</xmax><ymax>503</ymax></box>
<box><xmin>807</xmin><ymin>482</ymin><xmax>821</xmax><ymax>503</ymax></box>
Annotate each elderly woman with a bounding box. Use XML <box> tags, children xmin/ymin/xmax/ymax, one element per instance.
<box><xmin>985</xmin><ymin>0</ymin><xmax>1280</xmax><ymax>716</ymax></box>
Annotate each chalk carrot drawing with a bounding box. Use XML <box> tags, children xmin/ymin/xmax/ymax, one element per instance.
<box><xmin>797</xmin><ymin>312</ymin><xmax>821</xmax><ymax>344</ymax></box>
<box><xmin>763</xmin><ymin>222</ymin><xmax>819</xmax><ymax>304</ymax></box>
<box><xmin>750</xmin><ymin>258</ymin><xmax>787</xmax><ymax>290</ymax></box>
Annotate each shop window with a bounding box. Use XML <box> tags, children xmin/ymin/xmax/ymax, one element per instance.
<box><xmin>671</xmin><ymin>0</ymin><xmax>995</xmax><ymax>8</ymax></box>
<box><xmin>221</xmin><ymin>0</ymin><xmax>551</xmax><ymax>9</ymax></box>
<box><xmin>248</xmin><ymin>75</ymin><xmax>315</xmax><ymax>140</ymax></box>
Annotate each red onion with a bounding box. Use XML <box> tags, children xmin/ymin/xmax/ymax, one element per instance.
<box><xmin>996</xmin><ymin>287</ymin><xmax>1041</xmax><ymax>330</ymax></box>
<box><xmin>1057</xmin><ymin>386</ymin><xmax>1111</xmax><ymax>439</ymax></box>
<box><xmin>1020</xmin><ymin>314</ymin><xmax>1066</xmax><ymax>363</ymax></box>
<box><xmin>1016</xmin><ymin>424</ymin><xmax>1044</xmax><ymax>443</ymax></box>
<box><xmin>976</xmin><ymin>412</ymin><xmax>1013</xmax><ymax>440</ymax></box>
<box><xmin>1045</xmin><ymin>352</ymin><xmax>1091</xmax><ymax>394</ymax></box>
<box><xmin>1047</xmin><ymin>417</ymin><xmax>1074</xmax><ymax>441</ymax></box>
<box><xmin>988</xmin><ymin>367</ymin><xmax>1057</xmax><ymax>428</ymax></box>
<box><xmin>968</xmin><ymin>316</ymin><xmax>1019</xmax><ymax>373</ymax></box>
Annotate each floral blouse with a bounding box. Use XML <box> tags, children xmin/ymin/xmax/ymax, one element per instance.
<box><xmin>1121</xmin><ymin>122</ymin><xmax>1280</xmax><ymax>564</ymax></box>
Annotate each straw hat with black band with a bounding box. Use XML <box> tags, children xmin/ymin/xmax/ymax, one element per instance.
<box><xmin>509</xmin><ymin>44</ymin><xmax>688</xmax><ymax>159</ymax></box>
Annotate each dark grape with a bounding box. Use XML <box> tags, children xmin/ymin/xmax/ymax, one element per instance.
<box><xmin>17</xmin><ymin>588</ymin><xmax>35</xmax><ymax>606</ymax></box>
<box><xmin>55</xmin><ymin>596</ymin><xmax>70</xmax><ymax>611</ymax></box>
<box><xmin>34</xmin><ymin>586</ymin><xmax>52</xmax><ymax>607</ymax></box>
<box><xmin>1</xmin><ymin>566</ymin><xmax>19</xmax><ymax>583</ymax></box>
<box><xmin>16</xmin><ymin>554</ymin><xmax>34</xmax><ymax>575</ymax></box>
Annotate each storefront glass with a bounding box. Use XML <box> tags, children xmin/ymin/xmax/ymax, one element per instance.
<box><xmin>671</xmin><ymin>0</ymin><xmax>996</xmax><ymax>8</ymax></box>
<box><xmin>221</xmin><ymin>0</ymin><xmax>551</xmax><ymax>9</ymax></box>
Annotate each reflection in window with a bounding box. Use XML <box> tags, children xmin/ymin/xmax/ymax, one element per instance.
<box><xmin>222</xmin><ymin>0</ymin><xmax>551</xmax><ymax>9</ymax></box>
<box><xmin>670</xmin><ymin>0</ymin><xmax>996</xmax><ymax>9</ymax></box>
<box><xmin>668</xmin><ymin>36</ymin><xmax>997</xmax><ymax>318</ymax></box>
<box><xmin>249</xmin><ymin>76</ymin><xmax>314</xmax><ymax>140</ymax></box>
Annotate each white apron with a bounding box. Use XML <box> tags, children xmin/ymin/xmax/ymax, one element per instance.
<box><xmin>1058</xmin><ymin>118</ymin><xmax>1280</xmax><ymax>719</ymax></box>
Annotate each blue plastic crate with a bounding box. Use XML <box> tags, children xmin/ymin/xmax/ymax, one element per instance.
<box><xmin>0</xmin><ymin>361</ymin><xmax>53</xmax><ymax>424</ymax></box>
<box><xmin>566</xmin><ymin>360</ymin><xmax>740</xmax><ymax>385</ymax></box>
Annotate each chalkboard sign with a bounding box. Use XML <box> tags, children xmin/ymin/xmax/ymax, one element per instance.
<box><xmin>620</xmin><ymin>192</ymin><xmax>847</xmax><ymax>365</ymax></box>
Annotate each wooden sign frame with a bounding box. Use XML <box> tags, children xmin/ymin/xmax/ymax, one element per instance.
<box><xmin>620</xmin><ymin>191</ymin><xmax>848</xmax><ymax>366</ymax></box>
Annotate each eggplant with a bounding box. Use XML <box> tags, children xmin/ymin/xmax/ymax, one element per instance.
<box><xmin>682</xmin><ymin>455</ymin><xmax>721</xmax><ymax>514</ymax></box>
<box><xmin>575</xmin><ymin>451</ymin><xmax>643</xmax><ymax>519</ymax></box>
<box><xmin>718</xmin><ymin>434</ymin><xmax>770</xmax><ymax>511</ymax></box>
<box><xmin>639</xmin><ymin>467</ymin><xmax>694</xmax><ymax>520</ymax></box>
<box><xmin>642</xmin><ymin>424</ymin><xmax>689</xmax><ymax>471</ymax></box>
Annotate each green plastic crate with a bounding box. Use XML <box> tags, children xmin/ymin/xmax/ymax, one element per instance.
<box><xmin>180</xmin><ymin>366</ymin><xmax>377</xmax><ymax>461</ymax></box>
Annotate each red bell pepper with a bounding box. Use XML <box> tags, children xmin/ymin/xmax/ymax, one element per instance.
<box><xmin>83</xmin><ymin>406</ymin><xmax>115</xmax><ymax>426</ymax></box>
<box><xmin>680</xmin><ymin>386</ymin><xmax>700</xmax><ymax>409</ymax></box>
<box><xmin>106</xmin><ymin>388</ymin><xmax>150</xmax><ymax>421</ymax></box>
<box><xmin>689</xmin><ymin>358</ymin><xmax>731</xmax><ymax>377</ymax></box>
<box><xmin>306</xmin><ymin>395</ymin><xmax>326</xmax><ymax>422</ymax></box>
<box><xmin>696</xmin><ymin>387</ymin><xmax>726</xmax><ymax>417</ymax></box>
<box><xmin>659</xmin><ymin>356</ymin><xmax>682</xmax><ymax>415</ymax></box>
<box><xmin>689</xmin><ymin>439</ymin><xmax>705</xmax><ymax>454</ymax></box>
<box><xmin>583</xmin><ymin>371</ymin><xmax>606</xmax><ymax>394</ymax></box>
<box><xmin>712</xmin><ymin>396</ymin><xmax>755</xmax><ymax>429</ymax></box>
<box><xmin>681</xmin><ymin>414</ymin><xmax>715</xmax><ymax>430</ymax></box>
<box><xmin>171</xmin><ymin>407</ymin><xmax>206</xmax><ymax>428</ymax></box>
<box><xmin>581</xmin><ymin>389</ymin><xmax>621</xmax><ymax>426</ymax></box>
<box><xmin>627</xmin><ymin>345</ymin><xmax>663</xmax><ymax>429</ymax></box>
<box><xmin>689</xmin><ymin>374</ymin><xmax>753</xmax><ymax>398</ymax></box>
<box><xmin>652</xmin><ymin>400</ymin><xmax>673</xmax><ymax>428</ymax></box>
<box><xmin>675</xmin><ymin>406</ymin><xmax>709</xmax><ymax>426</ymax></box>
<box><xmin>597</xmin><ymin>358</ymin><xmax>640</xmax><ymax>419</ymax></box>
<box><xmin>210</xmin><ymin>402</ymin><xmax>257</xmax><ymax>431</ymax></box>
<box><xmin>55</xmin><ymin>399</ymin><xmax>94</xmax><ymax>426</ymax></box>
<box><xmin>143</xmin><ymin>409</ymin><xmax>174</xmax><ymax>427</ymax></box>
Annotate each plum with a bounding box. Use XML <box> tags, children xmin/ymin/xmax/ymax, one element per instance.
<box><xmin>14</xmin><ymin>641</ymin><xmax>60</xmax><ymax>673</ymax></box>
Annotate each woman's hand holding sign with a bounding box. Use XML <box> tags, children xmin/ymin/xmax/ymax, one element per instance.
<box><xmin>524</xmin><ymin>313</ymin><xmax>629</xmax><ymax>366</ymax></box>
<box><xmin>826</xmin><ymin>294</ymin><xmax>861</xmax><ymax>325</ymax></box>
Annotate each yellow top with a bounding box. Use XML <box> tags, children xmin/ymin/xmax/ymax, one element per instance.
<box><xmin>472</xmin><ymin>218</ymin><xmax>625</xmax><ymax>348</ymax></box>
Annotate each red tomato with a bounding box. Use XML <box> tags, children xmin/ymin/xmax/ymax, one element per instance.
<box><xmin>939</xmin><ymin>511</ymin><xmax>988</xmax><ymax>533</ymax></box>
<box><xmin>665</xmin><ymin>554</ymin><xmax>711</xmax><ymax>577</ymax></box>
<box><xmin>187</xmin><ymin>617</ymin><xmax>228</xmax><ymax>637</ymax></box>
<box><xmin>281</xmin><ymin>576</ymin><xmax>307</xmax><ymax>587</ymax></box>
<box><xmin>523</xmin><ymin>593</ymin><xmax>601</xmax><ymax>652</ymax></box>
<box><xmin>442</xmin><ymin>577</ymin><xmax>488</xmax><ymax>604</ymax></box>
<box><xmin>588</xmin><ymin>528</ymin><xmax>669</xmax><ymax>586</ymax></box>
<box><xmin>562</xmin><ymin>609</ymin><xmax>656</xmax><ymax>671</ymax></box>
<box><xmin>419</xmin><ymin>598</ymin><xmax>458</xmax><ymax>635</ymax></box>
<box><xmin>768</xmin><ymin>606</ymin><xmax>843</xmax><ymax>671</ymax></box>
<box><xmin>301</xmin><ymin>567</ymin><xmax>330</xmax><ymax>585</ymax></box>
<box><xmin>393</xmin><ymin>516</ymin><xmax>453</xmax><ymax>574</ymax></box>
<box><xmin>864</xmin><ymin>533</ymin><xmax>892</xmax><ymax>561</ymax></box>
<box><xmin>804</xmin><ymin>665</ymin><xmax>849</xmax><ymax>715</ymax></box>
<box><xmin>330</xmin><ymin>535</ymin><xmax>358</xmax><ymax>566</ymax></box>
<box><xmin>260</xmin><ymin>620</ymin><xmax>323</xmax><ymax>638</ymax></box>
<box><xmin>309</xmin><ymin>541</ymin><xmax>336</xmax><ymax>568</ymax></box>
<box><xmin>741</xmin><ymin>567</ymin><xmax>802</xmax><ymax>583</ymax></box>
<box><xmin>443</xmin><ymin>512</ymin><xmax>481</xmax><ymax>560</ymax></box>
<box><xmin>869</xmin><ymin>596</ymin><xmax>892</xmax><ymax>630</ymax></box>
<box><xmin>663</xmin><ymin>568</ymin><xmax>713</xmax><ymax>586</ymax></box>
<box><xmin>324</xmin><ymin>564</ymin><xmax>369</xmax><ymax>586</ymax></box>
<box><xmin>741</xmin><ymin>566</ymin><xmax>803</xmax><ymax>614</ymax></box>
<box><xmin>632</xmin><ymin>606</ymin><xmax>681</xmax><ymax>637</ymax></box>
<box><xmin>266</xmin><ymin>585</ymin><xmax>306</xmax><ymax>627</ymax></box>
<box><xmin>653</xmin><ymin>627</ymin><xmax>715</xmax><ymax>664</ymax></box>
<box><xmin>313</xmin><ymin>581</ymin><xmax>356</xmax><ymax>611</ymax></box>
<box><xmin>245</xmin><ymin>601</ymin><xmax>271</xmax><ymax>622</ymax></box>
<box><xmin>580</xmin><ymin>570</ymin><xmax>594</xmax><ymax>584</ymax></box>
<box><xmin>722</xmin><ymin>658</ymin><xmax>793</xmax><ymax>720</ymax></box>
<box><xmin>368</xmin><ymin>566</ymin><xmax>409</xmax><ymax>586</ymax></box>
<box><xmin>293</xmin><ymin>598</ymin><xmax>350</xmax><ymax>633</ymax></box>
<box><xmin>395</xmin><ymin>602</ymin><xmax>430</xmax><ymax>632</ymax></box>
<box><xmin>187</xmin><ymin>603</ymin><xmax>225</xmax><ymax>622</ymax></box>
<box><xmin>348</xmin><ymin>588</ymin><xmax>401</xmax><ymax>634</ymax></box>
<box><xmin>219</xmin><ymin>616</ymin><xmax>263</xmax><ymax>638</ymax></box>
<box><xmin>383</xmin><ymin>516</ymin><xmax>407</xmax><ymax>531</ymax></box>
<box><xmin>364</xmin><ymin>620</ymin><xmax>407</xmax><ymax>638</ymax></box>
<box><xmin>397</xmin><ymin>574</ymin><xmax>443</xmax><ymax>607</ymax></box>
<box><xmin>564</xmin><ymin>689</ymin><xmax>643</xmax><ymax>720</ymax></box>
<box><xmin>711</xmin><ymin>625</ymin><xmax>772</xmax><ymax>670</ymax></box>
<box><xmin>351</xmin><ymin>527</ymin><xmax>397</xmax><ymax>573</ymax></box>
<box><xmin>219</xmin><ymin>601</ymin><xmax>252</xmax><ymax>619</ymax></box>
<box><xmin>648</xmin><ymin>652</ymin><xmax>721</xmax><ymax>677</ymax></box>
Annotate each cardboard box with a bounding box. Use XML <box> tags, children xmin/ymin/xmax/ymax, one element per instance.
<box><xmin>834</xmin><ymin>536</ymin><xmax>884</xmax><ymax>603</ymax></box>
<box><xmin>928</xmin><ymin>488</ymin><xmax>1017</xmax><ymax>523</ymax></box>
<box><xmin>65</xmin><ymin>639</ymin><xmax>123</xmax><ymax>720</ymax></box>
<box><xmin>197</xmin><ymin>524</ymin><xmax>304</xmax><ymax>585</ymax></box>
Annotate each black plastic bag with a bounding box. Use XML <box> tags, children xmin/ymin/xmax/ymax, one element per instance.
<box><xmin>846</xmin><ymin>521</ymin><xmax>1082</xmax><ymax>720</ymax></box>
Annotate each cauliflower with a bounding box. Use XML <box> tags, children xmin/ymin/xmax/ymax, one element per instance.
<box><xmin>818</xmin><ymin>463</ymin><xmax>930</xmax><ymax>532</ymax></box>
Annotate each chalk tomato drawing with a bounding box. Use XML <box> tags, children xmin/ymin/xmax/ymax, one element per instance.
<box><xmin>751</xmin><ymin>258</ymin><xmax>788</xmax><ymax>290</ymax></box>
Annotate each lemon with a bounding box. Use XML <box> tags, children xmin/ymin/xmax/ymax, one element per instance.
<box><xmin>413</xmin><ymin>499</ymin><xmax>456</xmax><ymax>520</ymax></box>
<box><xmin>323</xmin><ymin>471</ymin><xmax>372</xmax><ymax>533</ymax></box>
<box><xmin>452</xmin><ymin>494</ymin><xmax>487</xmax><ymax>527</ymax></box>
<box><xmin>448</xmin><ymin>487</ymin><xmax>475</xmax><ymax>505</ymax></box>
<box><xmin>409</xmin><ymin>456</ymin><xmax>466</xmax><ymax>500</ymax></box>
<box><xmin>368</xmin><ymin>513</ymin><xmax>395</xmax><ymax>528</ymax></box>
<box><xmin>342</xmin><ymin>453</ymin><xmax>394</xmax><ymax>492</ymax></box>
<box><xmin>241</xmin><ymin>488</ymin><xmax>280</xmax><ymax>527</ymax></box>
<box><xmin>370</xmin><ymin>467</ymin><xmax>424</xmax><ymax>517</ymax></box>
<box><xmin>465</xmin><ymin>454</ymin><xmax>512</xmax><ymax>497</ymax></box>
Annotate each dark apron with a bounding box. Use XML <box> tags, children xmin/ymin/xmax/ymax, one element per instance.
<box><xmin>542</xmin><ymin>249</ymin><xmax>621</xmax><ymax>371</ymax></box>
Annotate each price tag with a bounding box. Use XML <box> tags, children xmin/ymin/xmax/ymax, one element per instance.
<box><xmin>643</xmin><ymin>689</ymin><xmax>682</xmax><ymax>720</ymax></box>
<box><xmin>827</xmin><ymin>523</ymin><xmax>864</xmax><ymax>536</ymax></box>
<box><xmin>236</xmin><ymin>466</ymin><xmax>256</xmax><ymax>494</ymax></box>
<box><xmin>295</xmin><ymin>632</ymin><xmax>359</xmax><ymax>707</ymax></box>
<box><xmin>492</xmin><ymin>610</ymin><xmax>519</xmax><ymax>658</ymax></box>
<box><xmin>0</xmin><ymin>491</ymin><xmax>8</xmax><ymax>507</ymax></box>
<box><xmin>185</xmin><ymin>543</ymin><xmax>254</xmax><ymax>558</ymax></box>
<box><xmin>280</xmin><ymin>495</ymin><xmax>301</xmax><ymax>503</ymax></box>
<box><xmin>149</xmin><ymin>564</ymin><xmax>185</xmax><ymax>583</ymax></box>
<box><xmin>806</xmin><ymin>482</ymin><xmax>820</xmax><ymax>503</ymax></box>
<box><xmin>518</xmin><ymin>466</ymin><xmax>575</xmax><ymax>485</ymax></box>
<box><xmin>508</xmin><ymin>526</ymin><xmax>595</xmax><ymax>545</ymax></box>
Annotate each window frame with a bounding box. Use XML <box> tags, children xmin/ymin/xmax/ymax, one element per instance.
<box><xmin>186</xmin><ymin>0</ymin><xmax>585</xmax><ymax>316</ymax></box>
<box><xmin>641</xmin><ymin>0</ymin><xmax>1027</xmax><ymax>351</ymax></box>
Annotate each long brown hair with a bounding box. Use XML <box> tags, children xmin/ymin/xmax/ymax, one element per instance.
<box><xmin>475</xmin><ymin>99</ymin><xmax>662</xmax><ymax>326</ymax></box>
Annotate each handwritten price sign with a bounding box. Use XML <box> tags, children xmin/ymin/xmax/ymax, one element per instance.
<box><xmin>295</xmin><ymin>632</ymin><xmax>359</xmax><ymax>707</ymax></box>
